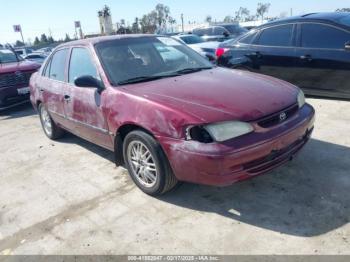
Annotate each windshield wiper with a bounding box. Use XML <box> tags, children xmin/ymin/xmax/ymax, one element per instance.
<box><xmin>175</xmin><ymin>67</ymin><xmax>213</xmax><ymax>75</ymax></box>
<box><xmin>117</xmin><ymin>73</ymin><xmax>180</xmax><ymax>85</ymax></box>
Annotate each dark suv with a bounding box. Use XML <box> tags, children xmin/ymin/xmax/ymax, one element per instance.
<box><xmin>217</xmin><ymin>12</ymin><xmax>350</xmax><ymax>99</ymax></box>
<box><xmin>193</xmin><ymin>23</ymin><xmax>248</xmax><ymax>42</ymax></box>
<box><xmin>0</xmin><ymin>48</ymin><xmax>40</xmax><ymax>110</ymax></box>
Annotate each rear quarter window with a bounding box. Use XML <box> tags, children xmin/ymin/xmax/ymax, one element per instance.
<box><xmin>49</xmin><ymin>49</ymin><xmax>69</xmax><ymax>81</ymax></box>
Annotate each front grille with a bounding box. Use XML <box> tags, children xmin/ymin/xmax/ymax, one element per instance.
<box><xmin>257</xmin><ymin>104</ymin><xmax>299</xmax><ymax>128</ymax></box>
<box><xmin>0</xmin><ymin>71</ymin><xmax>35</xmax><ymax>89</ymax></box>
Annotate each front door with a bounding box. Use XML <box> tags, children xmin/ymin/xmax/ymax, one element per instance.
<box><xmin>250</xmin><ymin>23</ymin><xmax>298</xmax><ymax>84</ymax></box>
<box><xmin>64</xmin><ymin>47</ymin><xmax>112</xmax><ymax>150</ymax></box>
<box><xmin>294</xmin><ymin>23</ymin><xmax>350</xmax><ymax>97</ymax></box>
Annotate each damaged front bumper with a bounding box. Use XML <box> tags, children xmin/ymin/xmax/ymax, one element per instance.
<box><xmin>158</xmin><ymin>103</ymin><xmax>315</xmax><ymax>186</ymax></box>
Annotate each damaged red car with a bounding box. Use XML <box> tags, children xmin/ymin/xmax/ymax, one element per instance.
<box><xmin>30</xmin><ymin>35</ymin><xmax>315</xmax><ymax>195</ymax></box>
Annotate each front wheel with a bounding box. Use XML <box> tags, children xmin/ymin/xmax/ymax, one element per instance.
<box><xmin>38</xmin><ymin>104</ymin><xmax>64</xmax><ymax>140</ymax></box>
<box><xmin>123</xmin><ymin>130</ymin><xmax>178</xmax><ymax>195</ymax></box>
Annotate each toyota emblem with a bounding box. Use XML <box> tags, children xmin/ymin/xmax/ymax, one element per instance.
<box><xmin>279</xmin><ymin>112</ymin><xmax>287</xmax><ymax>122</ymax></box>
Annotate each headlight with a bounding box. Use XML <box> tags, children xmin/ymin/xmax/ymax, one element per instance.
<box><xmin>204</xmin><ymin>121</ymin><xmax>254</xmax><ymax>142</ymax></box>
<box><xmin>297</xmin><ymin>90</ymin><xmax>305</xmax><ymax>108</ymax></box>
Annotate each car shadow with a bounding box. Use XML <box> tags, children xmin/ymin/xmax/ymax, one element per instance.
<box><xmin>157</xmin><ymin>138</ymin><xmax>350</xmax><ymax>237</ymax></box>
<box><xmin>58</xmin><ymin>133</ymin><xmax>115</xmax><ymax>163</ymax></box>
<box><xmin>50</xmin><ymin>134</ymin><xmax>349</xmax><ymax>237</ymax></box>
<box><xmin>0</xmin><ymin>103</ymin><xmax>36</xmax><ymax>120</ymax></box>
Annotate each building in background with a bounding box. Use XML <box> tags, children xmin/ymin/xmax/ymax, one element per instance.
<box><xmin>98</xmin><ymin>5</ymin><xmax>114</xmax><ymax>35</ymax></box>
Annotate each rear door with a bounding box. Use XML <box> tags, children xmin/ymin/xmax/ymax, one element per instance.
<box><xmin>249</xmin><ymin>23</ymin><xmax>299</xmax><ymax>84</ymax></box>
<box><xmin>40</xmin><ymin>48</ymin><xmax>69</xmax><ymax>125</ymax></box>
<box><xmin>64</xmin><ymin>46</ymin><xmax>112</xmax><ymax>149</ymax></box>
<box><xmin>294</xmin><ymin>22</ymin><xmax>350</xmax><ymax>97</ymax></box>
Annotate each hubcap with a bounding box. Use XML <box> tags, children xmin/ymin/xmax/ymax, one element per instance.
<box><xmin>127</xmin><ymin>141</ymin><xmax>158</xmax><ymax>188</ymax></box>
<box><xmin>40</xmin><ymin>106</ymin><xmax>52</xmax><ymax>136</ymax></box>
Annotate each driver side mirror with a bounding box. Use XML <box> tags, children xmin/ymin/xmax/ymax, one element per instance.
<box><xmin>223</xmin><ymin>31</ymin><xmax>230</xmax><ymax>37</ymax></box>
<box><xmin>74</xmin><ymin>75</ymin><xmax>105</xmax><ymax>93</ymax></box>
<box><xmin>345</xmin><ymin>41</ymin><xmax>350</xmax><ymax>50</ymax></box>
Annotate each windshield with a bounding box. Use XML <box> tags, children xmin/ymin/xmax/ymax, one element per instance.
<box><xmin>222</xmin><ymin>24</ymin><xmax>248</xmax><ymax>35</ymax></box>
<box><xmin>179</xmin><ymin>35</ymin><xmax>204</xmax><ymax>44</ymax></box>
<box><xmin>0</xmin><ymin>49</ymin><xmax>19</xmax><ymax>63</ymax></box>
<box><xmin>95</xmin><ymin>36</ymin><xmax>213</xmax><ymax>85</ymax></box>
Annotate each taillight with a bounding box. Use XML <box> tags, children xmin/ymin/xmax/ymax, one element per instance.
<box><xmin>215</xmin><ymin>48</ymin><xmax>228</xmax><ymax>58</ymax></box>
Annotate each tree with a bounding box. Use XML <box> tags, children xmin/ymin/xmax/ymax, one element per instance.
<box><xmin>64</xmin><ymin>34</ymin><xmax>71</xmax><ymax>42</ymax></box>
<box><xmin>155</xmin><ymin>4</ymin><xmax>170</xmax><ymax>28</ymax></box>
<box><xmin>234</xmin><ymin>7</ymin><xmax>250</xmax><ymax>22</ymax></box>
<box><xmin>14</xmin><ymin>40</ymin><xmax>25</xmax><ymax>47</ymax></box>
<box><xmin>132</xmin><ymin>17</ymin><xmax>140</xmax><ymax>33</ymax></box>
<box><xmin>257</xmin><ymin>3</ymin><xmax>271</xmax><ymax>21</ymax></box>
<box><xmin>205</xmin><ymin>15</ymin><xmax>212</xmax><ymax>23</ymax></box>
<box><xmin>223</xmin><ymin>16</ymin><xmax>233</xmax><ymax>23</ymax></box>
<box><xmin>47</xmin><ymin>36</ymin><xmax>55</xmax><ymax>44</ymax></box>
<box><xmin>98</xmin><ymin>5</ymin><xmax>111</xmax><ymax>17</ymax></box>
<box><xmin>40</xmin><ymin>34</ymin><xmax>48</xmax><ymax>43</ymax></box>
<box><xmin>336</xmin><ymin>8</ymin><xmax>350</xmax><ymax>12</ymax></box>
<box><xmin>34</xmin><ymin>37</ymin><xmax>40</xmax><ymax>45</ymax></box>
<box><xmin>140</xmin><ymin>11</ymin><xmax>158</xmax><ymax>33</ymax></box>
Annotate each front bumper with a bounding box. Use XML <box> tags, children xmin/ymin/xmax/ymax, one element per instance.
<box><xmin>0</xmin><ymin>85</ymin><xmax>30</xmax><ymax>111</ymax></box>
<box><xmin>159</xmin><ymin>103</ymin><xmax>315</xmax><ymax>186</ymax></box>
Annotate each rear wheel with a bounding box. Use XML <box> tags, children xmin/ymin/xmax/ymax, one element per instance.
<box><xmin>123</xmin><ymin>130</ymin><xmax>178</xmax><ymax>195</ymax></box>
<box><xmin>38</xmin><ymin>104</ymin><xmax>64</xmax><ymax>140</ymax></box>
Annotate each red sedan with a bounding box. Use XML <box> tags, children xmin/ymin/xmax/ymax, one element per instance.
<box><xmin>29</xmin><ymin>35</ymin><xmax>315</xmax><ymax>195</ymax></box>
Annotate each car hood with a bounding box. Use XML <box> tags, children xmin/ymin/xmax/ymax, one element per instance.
<box><xmin>0</xmin><ymin>60</ymin><xmax>40</xmax><ymax>74</ymax></box>
<box><xmin>124</xmin><ymin>67</ymin><xmax>298</xmax><ymax>123</ymax></box>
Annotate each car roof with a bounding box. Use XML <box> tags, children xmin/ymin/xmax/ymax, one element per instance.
<box><xmin>262</xmin><ymin>12</ymin><xmax>350</xmax><ymax>28</ymax></box>
<box><xmin>57</xmin><ymin>34</ymin><xmax>157</xmax><ymax>48</ymax></box>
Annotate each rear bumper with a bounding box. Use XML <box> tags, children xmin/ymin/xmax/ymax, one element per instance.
<box><xmin>159</xmin><ymin>104</ymin><xmax>315</xmax><ymax>186</ymax></box>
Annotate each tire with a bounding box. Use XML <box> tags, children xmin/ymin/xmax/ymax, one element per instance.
<box><xmin>38</xmin><ymin>103</ymin><xmax>65</xmax><ymax>140</ymax></box>
<box><xmin>123</xmin><ymin>130</ymin><xmax>178</xmax><ymax>196</ymax></box>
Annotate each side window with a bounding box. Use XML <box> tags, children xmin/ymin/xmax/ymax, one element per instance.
<box><xmin>301</xmin><ymin>23</ymin><xmax>350</xmax><ymax>49</ymax></box>
<box><xmin>239</xmin><ymin>31</ymin><xmax>258</xmax><ymax>44</ymax></box>
<box><xmin>49</xmin><ymin>49</ymin><xmax>69</xmax><ymax>81</ymax></box>
<box><xmin>204</xmin><ymin>28</ymin><xmax>213</xmax><ymax>35</ymax></box>
<box><xmin>213</xmin><ymin>27</ymin><xmax>227</xmax><ymax>35</ymax></box>
<box><xmin>43</xmin><ymin>58</ymin><xmax>52</xmax><ymax>77</ymax></box>
<box><xmin>258</xmin><ymin>24</ymin><xmax>294</xmax><ymax>47</ymax></box>
<box><xmin>69</xmin><ymin>48</ymin><xmax>98</xmax><ymax>84</ymax></box>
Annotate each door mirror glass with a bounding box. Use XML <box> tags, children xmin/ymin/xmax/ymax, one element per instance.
<box><xmin>74</xmin><ymin>75</ymin><xmax>104</xmax><ymax>93</ymax></box>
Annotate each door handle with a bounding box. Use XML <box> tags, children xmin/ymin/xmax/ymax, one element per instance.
<box><xmin>300</xmin><ymin>55</ymin><xmax>313</xmax><ymax>62</ymax></box>
<box><xmin>250</xmin><ymin>52</ymin><xmax>262</xmax><ymax>58</ymax></box>
<box><xmin>64</xmin><ymin>95</ymin><xmax>71</xmax><ymax>102</ymax></box>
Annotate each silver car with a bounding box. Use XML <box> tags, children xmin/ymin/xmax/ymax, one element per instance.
<box><xmin>173</xmin><ymin>34</ymin><xmax>220</xmax><ymax>62</ymax></box>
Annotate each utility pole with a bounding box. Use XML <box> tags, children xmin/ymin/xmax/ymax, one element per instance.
<box><xmin>181</xmin><ymin>13</ymin><xmax>184</xmax><ymax>33</ymax></box>
<box><xmin>290</xmin><ymin>8</ymin><xmax>293</xmax><ymax>17</ymax></box>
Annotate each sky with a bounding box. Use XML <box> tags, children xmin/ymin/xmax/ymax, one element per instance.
<box><xmin>1</xmin><ymin>0</ymin><xmax>348</xmax><ymax>44</ymax></box>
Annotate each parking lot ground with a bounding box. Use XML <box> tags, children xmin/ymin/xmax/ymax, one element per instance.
<box><xmin>0</xmin><ymin>98</ymin><xmax>349</xmax><ymax>255</ymax></box>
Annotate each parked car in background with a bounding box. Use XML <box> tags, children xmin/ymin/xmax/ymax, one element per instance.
<box><xmin>30</xmin><ymin>35</ymin><xmax>314</xmax><ymax>195</ymax></box>
<box><xmin>24</xmin><ymin>53</ymin><xmax>47</xmax><ymax>64</ymax></box>
<box><xmin>14</xmin><ymin>47</ymin><xmax>33</xmax><ymax>58</ymax></box>
<box><xmin>193</xmin><ymin>23</ymin><xmax>248</xmax><ymax>42</ymax></box>
<box><xmin>173</xmin><ymin>34</ymin><xmax>220</xmax><ymax>62</ymax></box>
<box><xmin>36</xmin><ymin>47</ymin><xmax>53</xmax><ymax>55</ymax></box>
<box><xmin>217</xmin><ymin>12</ymin><xmax>350</xmax><ymax>99</ymax></box>
<box><xmin>0</xmin><ymin>49</ymin><xmax>40</xmax><ymax>110</ymax></box>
